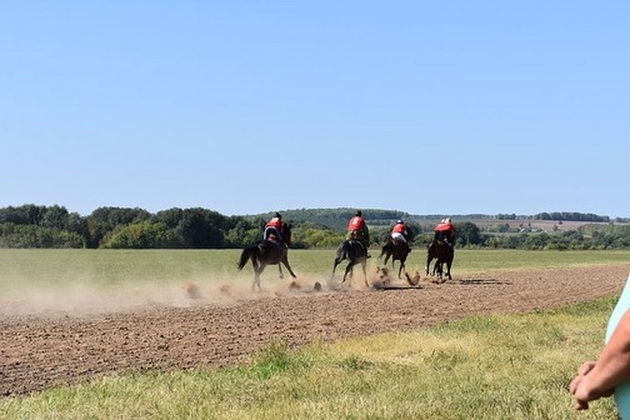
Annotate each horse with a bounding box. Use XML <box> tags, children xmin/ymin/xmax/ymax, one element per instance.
<box><xmin>237</xmin><ymin>224</ymin><xmax>297</xmax><ymax>290</ymax></box>
<box><xmin>332</xmin><ymin>240</ymin><xmax>369</xmax><ymax>287</ymax></box>
<box><xmin>426</xmin><ymin>240</ymin><xmax>454</xmax><ymax>282</ymax></box>
<box><xmin>379</xmin><ymin>239</ymin><xmax>411</xmax><ymax>279</ymax></box>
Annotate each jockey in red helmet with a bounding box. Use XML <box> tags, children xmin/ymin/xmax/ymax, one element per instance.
<box><xmin>434</xmin><ymin>218</ymin><xmax>455</xmax><ymax>246</ymax></box>
<box><xmin>391</xmin><ymin>219</ymin><xmax>411</xmax><ymax>252</ymax></box>
<box><xmin>346</xmin><ymin>210</ymin><xmax>370</xmax><ymax>253</ymax></box>
<box><xmin>264</xmin><ymin>212</ymin><xmax>285</xmax><ymax>244</ymax></box>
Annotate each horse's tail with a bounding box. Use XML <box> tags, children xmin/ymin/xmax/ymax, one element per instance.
<box><xmin>238</xmin><ymin>245</ymin><xmax>259</xmax><ymax>270</ymax></box>
<box><xmin>379</xmin><ymin>241</ymin><xmax>392</xmax><ymax>259</ymax></box>
<box><xmin>336</xmin><ymin>241</ymin><xmax>349</xmax><ymax>261</ymax></box>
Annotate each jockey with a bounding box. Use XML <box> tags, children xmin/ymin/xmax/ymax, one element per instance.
<box><xmin>391</xmin><ymin>219</ymin><xmax>411</xmax><ymax>252</ymax></box>
<box><xmin>263</xmin><ymin>212</ymin><xmax>284</xmax><ymax>243</ymax></box>
<box><xmin>434</xmin><ymin>218</ymin><xmax>455</xmax><ymax>246</ymax></box>
<box><xmin>346</xmin><ymin>210</ymin><xmax>370</xmax><ymax>253</ymax></box>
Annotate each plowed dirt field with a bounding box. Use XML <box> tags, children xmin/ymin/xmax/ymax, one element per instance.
<box><xmin>2</xmin><ymin>265</ymin><xmax>629</xmax><ymax>396</ymax></box>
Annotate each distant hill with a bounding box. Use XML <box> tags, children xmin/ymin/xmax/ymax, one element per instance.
<box><xmin>245</xmin><ymin>208</ymin><xmax>623</xmax><ymax>231</ymax></box>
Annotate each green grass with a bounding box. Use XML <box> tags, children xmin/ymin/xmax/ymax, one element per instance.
<box><xmin>1</xmin><ymin>249</ymin><xmax>628</xmax><ymax>299</ymax></box>
<box><xmin>1</xmin><ymin>297</ymin><xmax>620</xmax><ymax>419</ymax></box>
<box><xmin>1</xmin><ymin>248</ymin><xmax>628</xmax><ymax>280</ymax></box>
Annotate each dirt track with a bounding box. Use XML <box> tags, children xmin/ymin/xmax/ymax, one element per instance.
<box><xmin>1</xmin><ymin>265</ymin><xmax>629</xmax><ymax>397</ymax></box>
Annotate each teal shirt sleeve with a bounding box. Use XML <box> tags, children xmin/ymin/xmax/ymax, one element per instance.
<box><xmin>606</xmin><ymin>275</ymin><xmax>630</xmax><ymax>418</ymax></box>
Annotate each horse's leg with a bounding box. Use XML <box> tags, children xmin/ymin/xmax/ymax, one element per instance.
<box><xmin>398</xmin><ymin>260</ymin><xmax>405</xmax><ymax>279</ymax></box>
<box><xmin>342</xmin><ymin>262</ymin><xmax>353</xmax><ymax>284</ymax></box>
<box><xmin>278</xmin><ymin>264</ymin><xmax>284</xmax><ymax>280</ymax></box>
<box><xmin>332</xmin><ymin>246</ymin><xmax>345</xmax><ymax>278</ymax></box>
<box><xmin>281</xmin><ymin>256</ymin><xmax>297</xmax><ymax>278</ymax></box>
<box><xmin>362</xmin><ymin>260</ymin><xmax>368</xmax><ymax>287</ymax></box>
<box><xmin>332</xmin><ymin>256</ymin><xmax>344</xmax><ymax>278</ymax></box>
<box><xmin>252</xmin><ymin>262</ymin><xmax>259</xmax><ymax>291</ymax></box>
<box><xmin>426</xmin><ymin>254</ymin><xmax>433</xmax><ymax>276</ymax></box>
<box><xmin>383</xmin><ymin>252</ymin><xmax>391</xmax><ymax>267</ymax></box>
<box><xmin>253</xmin><ymin>264</ymin><xmax>265</xmax><ymax>291</ymax></box>
<box><xmin>332</xmin><ymin>258</ymin><xmax>340</xmax><ymax>277</ymax></box>
<box><xmin>446</xmin><ymin>256</ymin><xmax>453</xmax><ymax>281</ymax></box>
<box><xmin>278</xmin><ymin>250</ymin><xmax>297</xmax><ymax>278</ymax></box>
<box><xmin>437</xmin><ymin>262</ymin><xmax>445</xmax><ymax>283</ymax></box>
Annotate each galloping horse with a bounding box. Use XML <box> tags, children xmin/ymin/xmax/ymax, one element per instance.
<box><xmin>379</xmin><ymin>239</ymin><xmax>411</xmax><ymax>279</ymax></box>
<box><xmin>332</xmin><ymin>240</ymin><xmax>369</xmax><ymax>287</ymax></box>
<box><xmin>426</xmin><ymin>240</ymin><xmax>454</xmax><ymax>281</ymax></box>
<box><xmin>237</xmin><ymin>224</ymin><xmax>297</xmax><ymax>290</ymax></box>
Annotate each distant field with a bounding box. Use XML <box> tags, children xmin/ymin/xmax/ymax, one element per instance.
<box><xmin>409</xmin><ymin>218</ymin><xmax>629</xmax><ymax>233</ymax></box>
<box><xmin>465</xmin><ymin>218</ymin><xmax>601</xmax><ymax>232</ymax></box>
<box><xmin>1</xmin><ymin>297</ymin><xmax>618</xmax><ymax>419</ymax></box>
<box><xmin>1</xmin><ymin>249</ymin><xmax>629</xmax><ymax>297</ymax></box>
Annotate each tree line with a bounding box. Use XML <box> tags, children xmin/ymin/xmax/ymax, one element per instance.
<box><xmin>0</xmin><ymin>204</ymin><xmax>628</xmax><ymax>250</ymax></box>
<box><xmin>0</xmin><ymin>204</ymin><xmax>347</xmax><ymax>249</ymax></box>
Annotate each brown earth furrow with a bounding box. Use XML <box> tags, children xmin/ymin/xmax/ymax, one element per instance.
<box><xmin>1</xmin><ymin>265</ymin><xmax>629</xmax><ymax>397</ymax></box>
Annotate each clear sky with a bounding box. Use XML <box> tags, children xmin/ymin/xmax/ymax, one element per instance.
<box><xmin>1</xmin><ymin>1</ymin><xmax>628</xmax><ymax>216</ymax></box>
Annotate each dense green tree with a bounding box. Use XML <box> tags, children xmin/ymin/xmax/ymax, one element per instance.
<box><xmin>0</xmin><ymin>223</ymin><xmax>84</xmax><ymax>248</ymax></box>
<box><xmin>174</xmin><ymin>208</ymin><xmax>225</xmax><ymax>248</ymax></box>
<box><xmin>86</xmin><ymin>207</ymin><xmax>151</xmax><ymax>247</ymax></box>
<box><xmin>524</xmin><ymin>233</ymin><xmax>550</xmax><ymax>250</ymax></box>
<box><xmin>455</xmin><ymin>222</ymin><xmax>484</xmax><ymax>246</ymax></box>
<box><xmin>152</xmin><ymin>208</ymin><xmax>185</xmax><ymax>229</ymax></box>
<box><xmin>101</xmin><ymin>222</ymin><xmax>176</xmax><ymax>248</ymax></box>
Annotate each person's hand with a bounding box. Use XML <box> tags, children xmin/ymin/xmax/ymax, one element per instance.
<box><xmin>569</xmin><ymin>361</ymin><xmax>597</xmax><ymax>410</ymax></box>
<box><xmin>570</xmin><ymin>361</ymin><xmax>614</xmax><ymax>410</ymax></box>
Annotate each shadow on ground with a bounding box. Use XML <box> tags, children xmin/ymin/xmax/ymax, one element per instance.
<box><xmin>457</xmin><ymin>278</ymin><xmax>512</xmax><ymax>286</ymax></box>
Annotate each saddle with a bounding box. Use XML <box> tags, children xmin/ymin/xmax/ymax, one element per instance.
<box><xmin>391</xmin><ymin>237</ymin><xmax>406</xmax><ymax>246</ymax></box>
<box><xmin>265</xmin><ymin>235</ymin><xmax>288</xmax><ymax>250</ymax></box>
<box><xmin>348</xmin><ymin>239</ymin><xmax>369</xmax><ymax>257</ymax></box>
<box><xmin>429</xmin><ymin>239</ymin><xmax>453</xmax><ymax>254</ymax></box>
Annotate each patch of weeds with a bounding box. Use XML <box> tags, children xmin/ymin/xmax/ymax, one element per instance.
<box><xmin>437</xmin><ymin>316</ymin><xmax>502</xmax><ymax>334</ymax></box>
<box><xmin>551</xmin><ymin>296</ymin><xmax>616</xmax><ymax>318</ymax></box>
<box><xmin>430</xmin><ymin>348</ymin><xmax>469</xmax><ymax>367</ymax></box>
<box><xmin>250</xmin><ymin>341</ymin><xmax>314</xmax><ymax>380</ymax></box>
<box><xmin>338</xmin><ymin>355</ymin><xmax>374</xmax><ymax>371</ymax></box>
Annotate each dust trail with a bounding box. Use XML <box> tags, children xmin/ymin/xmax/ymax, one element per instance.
<box><xmin>0</xmin><ymin>259</ymin><xmax>419</xmax><ymax>317</ymax></box>
<box><xmin>0</xmin><ymin>272</ymin><xmax>340</xmax><ymax>317</ymax></box>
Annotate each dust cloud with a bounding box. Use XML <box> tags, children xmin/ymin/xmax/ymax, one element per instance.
<box><xmin>0</xmin><ymin>263</ymin><xmax>423</xmax><ymax>317</ymax></box>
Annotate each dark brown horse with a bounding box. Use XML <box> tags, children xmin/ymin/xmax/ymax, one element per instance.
<box><xmin>379</xmin><ymin>239</ymin><xmax>411</xmax><ymax>279</ymax></box>
<box><xmin>237</xmin><ymin>224</ymin><xmax>296</xmax><ymax>290</ymax></box>
<box><xmin>332</xmin><ymin>239</ymin><xmax>369</xmax><ymax>287</ymax></box>
<box><xmin>426</xmin><ymin>240</ymin><xmax>454</xmax><ymax>281</ymax></box>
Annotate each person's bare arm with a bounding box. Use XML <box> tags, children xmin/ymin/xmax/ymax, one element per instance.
<box><xmin>573</xmin><ymin>310</ymin><xmax>630</xmax><ymax>407</ymax></box>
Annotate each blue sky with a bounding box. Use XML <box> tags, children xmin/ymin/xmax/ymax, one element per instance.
<box><xmin>1</xmin><ymin>1</ymin><xmax>628</xmax><ymax>216</ymax></box>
